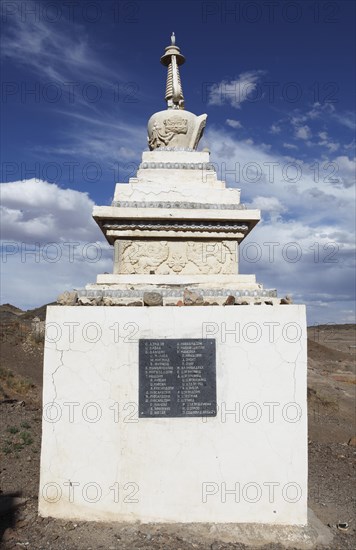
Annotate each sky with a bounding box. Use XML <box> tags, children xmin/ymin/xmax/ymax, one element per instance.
<box><xmin>0</xmin><ymin>0</ymin><xmax>355</xmax><ymax>325</ymax></box>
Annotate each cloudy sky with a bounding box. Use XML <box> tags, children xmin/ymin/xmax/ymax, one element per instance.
<box><xmin>1</xmin><ymin>0</ymin><xmax>355</xmax><ymax>325</ymax></box>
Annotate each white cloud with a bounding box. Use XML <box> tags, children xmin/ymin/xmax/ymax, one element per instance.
<box><xmin>226</xmin><ymin>119</ymin><xmax>242</xmax><ymax>129</ymax></box>
<box><xmin>201</xmin><ymin>127</ymin><xmax>355</xmax><ymax>324</ymax></box>
<box><xmin>332</xmin><ymin>111</ymin><xmax>356</xmax><ymax>130</ymax></box>
<box><xmin>272</xmin><ymin>104</ymin><xmax>353</xmax><ymax>152</ymax></box>
<box><xmin>333</xmin><ymin>156</ymin><xmax>356</xmax><ymax>188</ymax></box>
<box><xmin>306</xmin><ymin>102</ymin><xmax>335</xmax><ymax>120</ymax></box>
<box><xmin>317</xmin><ymin>131</ymin><xmax>340</xmax><ymax>152</ymax></box>
<box><xmin>208</xmin><ymin>70</ymin><xmax>264</xmax><ymax>109</ymax></box>
<box><xmin>1</xmin><ymin>247</ymin><xmax>112</xmax><ymax>310</ymax></box>
<box><xmin>295</xmin><ymin>125</ymin><xmax>311</xmax><ymax>140</ymax></box>
<box><xmin>0</xmin><ymin>179</ymin><xmax>101</xmax><ymax>242</ymax></box>
<box><xmin>283</xmin><ymin>143</ymin><xmax>298</xmax><ymax>150</ymax></box>
<box><xmin>325</xmin><ymin>142</ymin><xmax>340</xmax><ymax>152</ymax></box>
<box><xmin>32</xmin><ymin>111</ymin><xmax>146</xmax><ymax>164</ymax></box>
<box><xmin>1</xmin><ymin>1</ymin><xmax>146</xmax><ymax>168</ymax></box>
<box><xmin>239</xmin><ymin>219</ymin><xmax>355</xmax><ymax>324</ymax></box>
<box><xmin>344</xmin><ymin>140</ymin><xmax>355</xmax><ymax>151</ymax></box>
<box><xmin>304</xmin><ymin>103</ymin><xmax>354</xmax><ymax>131</ymax></box>
<box><xmin>0</xmin><ymin>179</ymin><xmax>111</xmax><ymax>308</ymax></box>
<box><xmin>247</xmin><ymin>196</ymin><xmax>287</xmax><ymax>222</ymax></box>
<box><xmin>118</xmin><ymin>146</ymin><xmax>139</xmax><ymax>160</ymax></box>
<box><xmin>291</xmin><ymin>115</ymin><xmax>307</xmax><ymax>126</ymax></box>
<box><xmin>270</xmin><ymin>124</ymin><xmax>281</xmax><ymax>135</ymax></box>
<box><xmin>0</xmin><ymin>0</ymin><xmax>118</xmax><ymax>86</ymax></box>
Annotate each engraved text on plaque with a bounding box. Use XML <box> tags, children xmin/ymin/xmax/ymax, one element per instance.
<box><xmin>139</xmin><ymin>339</ymin><xmax>216</xmax><ymax>418</ymax></box>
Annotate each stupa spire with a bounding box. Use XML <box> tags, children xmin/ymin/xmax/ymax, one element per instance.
<box><xmin>147</xmin><ymin>36</ymin><xmax>207</xmax><ymax>151</ymax></box>
<box><xmin>160</xmin><ymin>32</ymin><xmax>185</xmax><ymax>110</ymax></box>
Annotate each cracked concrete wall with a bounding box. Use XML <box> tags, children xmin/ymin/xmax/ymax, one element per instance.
<box><xmin>39</xmin><ymin>305</ymin><xmax>307</xmax><ymax>525</ymax></box>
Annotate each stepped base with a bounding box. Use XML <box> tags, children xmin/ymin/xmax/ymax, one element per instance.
<box><xmin>79</xmin><ymin>274</ymin><xmax>277</xmax><ymax>305</ymax></box>
<box><xmin>94</xmin><ymin>274</ymin><xmax>258</xmax><ymax>286</ymax></box>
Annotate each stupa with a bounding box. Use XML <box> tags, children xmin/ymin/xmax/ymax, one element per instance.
<box><xmin>39</xmin><ymin>35</ymin><xmax>308</xmax><ymax>532</ymax></box>
<box><xmin>80</xmin><ymin>33</ymin><xmax>276</xmax><ymax>305</ymax></box>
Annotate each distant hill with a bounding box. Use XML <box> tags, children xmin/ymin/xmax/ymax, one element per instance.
<box><xmin>22</xmin><ymin>303</ymin><xmax>56</xmax><ymax>321</ymax></box>
<box><xmin>0</xmin><ymin>304</ymin><xmax>24</xmax><ymax>320</ymax></box>
<box><xmin>0</xmin><ymin>304</ymin><xmax>24</xmax><ymax>315</ymax></box>
<box><xmin>0</xmin><ymin>302</ymin><xmax>56</xmax><ymax>322</ymax></box>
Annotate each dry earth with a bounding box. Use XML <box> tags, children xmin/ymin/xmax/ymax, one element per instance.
<box><xmin>0</xmin><ymin>305</ymin><xmax>355</xmax><ymax>550</ymax></box>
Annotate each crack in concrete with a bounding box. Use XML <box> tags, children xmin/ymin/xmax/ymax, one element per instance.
<box><xmin>51</xmin><ymin>350</ymin><xmax>64</xmax><ymax>405</ymax></box>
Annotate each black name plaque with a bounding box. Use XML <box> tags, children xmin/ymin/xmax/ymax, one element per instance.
<box><xmin>139</xmin><ymin>339</ymin><xmax>216</xmax><ymax>418</ymax></box>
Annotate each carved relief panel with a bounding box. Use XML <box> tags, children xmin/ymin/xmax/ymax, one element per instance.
<box><xmin>114</xmin><ymin>240</ymin><xmax>238</xmax><ymax>275</ymax></box>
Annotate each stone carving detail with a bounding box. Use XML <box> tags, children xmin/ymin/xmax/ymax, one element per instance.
<box><xmin>164</xmin><ymin>117</ymin><xmax>188</xmax><ymax>134</ymax></box>
<box><xmin>118</xmin><ymin>240</ymin><xmax>237</xmax><ymax>275</ymax></box>
<box><xmin>121</xmin><ymin>241</ymin><xmax>169</xmax><ymax>274</ymax></box>
<box><xmin>186</xmin><ymin>242</ymin><xmax>237</xmax><ymax>274</ymax></box>
<box><xmin>192</xmin><ymin>117</ymin><xmax>207</xmax><ymax>150</ymax></box>
<box><xmin>148</xmin><ymin>112</ymin><xmax>207</xmax><ymax>151</ymax></box>
<box><xmin>111</xmin><ymin>200</ymin><xmax>246</xmax><ymax>211</ymax></box>
<box><xmin>148</xmin><ymin>117</ymin><xmax>188</xmax><ymax>150</ymax></box>
<box><xmin>104</xmin><ymin>221</ymin><xmax>249</xmax><ymax>233</ymax></box>
<box><xmin>167</xmin><ymin>251</ymin><xmax>187</xmax><ymax>273</ymax></box>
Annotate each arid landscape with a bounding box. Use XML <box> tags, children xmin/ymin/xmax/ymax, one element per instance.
<box><xmin>0</xmin><ymin>304</ymin><xmax>355</xmax><ymax>549</ymax></box>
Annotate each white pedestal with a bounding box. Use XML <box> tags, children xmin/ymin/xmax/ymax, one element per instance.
<box><xmin>39</xmin><ymin>305</ymin><xmax>307</xmax><ymax>525</ymax></box>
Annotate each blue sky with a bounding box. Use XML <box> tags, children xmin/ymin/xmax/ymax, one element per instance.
<box><xmin>1</xmin><ymin>0</ymin><xmax>355</xmax><ymax>324</ymax></box>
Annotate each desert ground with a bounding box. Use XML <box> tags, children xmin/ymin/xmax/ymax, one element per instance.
<box><xmin>0</xmin><ymin>304</ymin><xmax>355</xmax><ymax>549</ymax></box>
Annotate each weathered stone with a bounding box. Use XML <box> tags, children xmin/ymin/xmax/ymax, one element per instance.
<box><xmin>78</xmin><ymin>296</ymin><xmax>92</xmax><ymax>305</ymax></box>
<box><xmin>103</xmin><ymin>297</ymin><xmax>127</xmax><ymax>306</ymax></box>
<box><xmin>127</xmin><ymin>301</ymin><xmax>143</xmax><ymax>307</ymax></box>
<box><xmin>183</xmin><ymin>289</ymin><xmax>204</xmax><ymax>305</ymax></box>
<box><xmin>57</xmin><ymin>291</ymin><xmax>78</xmax><ymax>306</ymax></box>
<box><xmin>224</xmin><ymin>295</ymin><xmax>235</xmax><ymax>306</ymax></box>
<box><xmin>117</xmin><ymin>240</ymin><xmax>239</xmax><ymax>276</ymax></box>
<box><xmin>235</xmin><ymin>296</ymin><xmax>253</xmax><ymax>305</ymax></box>
<box><xmin>31</xmin><ymin>317</ymin><xmax>45</xmax><ymax>341</ymax></box>
<box><xmin>143</xmin><ymin>292</ymin><xmax>163</xmax><ymax>306</ymax></box>
<box><xmin>281</xmin><ymin>295</ymin><xmax>293</xmax><ymax>304</ymax></box>
<box><xmin>78</xmin><ymin>296</ymin><xmax>102</xmax><ymax>306</ymax></box>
